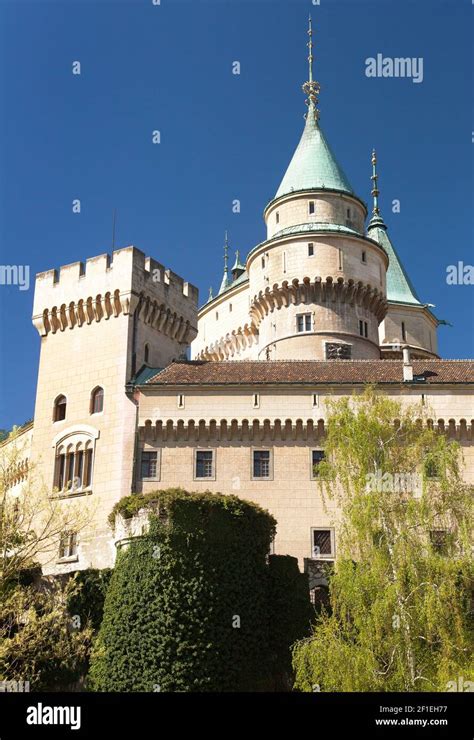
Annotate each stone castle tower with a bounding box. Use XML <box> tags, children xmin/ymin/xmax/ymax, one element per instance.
<box><xmin>193</xmin><ymin>19</ymin><xmax>439</xmax><ymax>363</ymax></box>
<box><xmin>30</xmin><ymin>246</ymin><xmax>197</xmax><ymax>570</ymax></box>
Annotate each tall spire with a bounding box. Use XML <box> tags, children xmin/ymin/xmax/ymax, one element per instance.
<box><xmin>302</xmin><ymin>15</ymin><xmax>320</xmax><ymax>122</ymax></box>
<box><xmin>371</xmin><ymin>148</ymin><xmax>380</xmax><ymax>216</ymax></box>
<box><xmin>218</xmin><ymin>231</ymin><xmax>230</xmax><ymax>294</ymax></box>
<box><xmin>368</xmin><ymin>149</ymin><xmax>386</xmax><ymax>231</ymax></box>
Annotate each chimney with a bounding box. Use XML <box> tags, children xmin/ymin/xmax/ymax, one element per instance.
<box><xmin>402</xmin><ymin>345</ymin><xmax>413</xmax><ymax>382</ymax></box>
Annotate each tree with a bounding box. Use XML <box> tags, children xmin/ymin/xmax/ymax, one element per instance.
<box><xmin>0</xmin><ymin>576</ymin><xmax>93</xmax><ymax>690</ymax></box>
<box><xmin>0</xmin><ymin>428</ymin><xmax>92</xmax><ymax>587</ymax></box>
<box><xmin>293</xmin><ymin>388</ymin><xmax>473</xmax><ymax>692</ymax></box>
<box><xmin>0</xmin><ymin>429</ymin><xmax>94</xmax><ymax>690</ymax></box>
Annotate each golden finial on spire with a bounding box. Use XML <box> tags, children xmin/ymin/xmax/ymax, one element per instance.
<box><xmin>302</xmin><ymin>15</ymin><xmax>320</xmax><ymax>121</ymax></box>
<box><xmin>371</xmin><ymin>148</ymin><xmax>380</xmax><ymax>215</ymax></box>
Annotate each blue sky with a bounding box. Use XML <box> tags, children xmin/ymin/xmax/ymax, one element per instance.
<box><xmin>0</xmin><ymin>0</ymin><xmax>472</xmax><ymax>430</ymax></box>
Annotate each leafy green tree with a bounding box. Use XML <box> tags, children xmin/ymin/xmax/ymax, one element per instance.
<box><xmin>293</xmin><ymin>389</ymin><xmax>473</xmax><ymax>692</ymax></box>
<box><xmin>0</xmin><ymin>577</ymin><xmax>93</xmax><ymax>690</ymax></box>
<box><xmin>0</xmin><ymin>430</ymin><xmax>94</xmax><ymax>690</ymax></box>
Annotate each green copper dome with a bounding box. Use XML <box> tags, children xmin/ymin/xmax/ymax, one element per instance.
<box><xmin>275</xmin><ymin>109</ymin><xmax>354</xmax><ymax>199</ymax></box>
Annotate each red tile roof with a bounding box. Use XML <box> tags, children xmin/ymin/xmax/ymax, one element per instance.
<box><xmin>143</xmin><ymin>360</ymin><xmax>474</xmax><ymax>386</ymax></box>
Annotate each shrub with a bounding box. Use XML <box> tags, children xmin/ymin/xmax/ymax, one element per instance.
<box><xmin>90</xmin><ymin>488</ymin><xmax>277</xmax><ymax>692</ymax></box>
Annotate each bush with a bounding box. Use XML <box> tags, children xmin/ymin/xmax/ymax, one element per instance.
<box><xmin>67</xmin><ymin>568</ymin><xmax>113</xmax><ymax>632</ymax></box>
<box><xmin>90</xmin><ymin>488</ymin><xmax>278</xmax><ymax>692</ymax></box>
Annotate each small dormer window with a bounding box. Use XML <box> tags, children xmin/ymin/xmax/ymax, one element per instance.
<box><xmin>309</xmin><ymin>201</ymin><xmax>315</xmax><ymax>215</ymax></box>
<box><xmin>361</xmin><ymin>251</ymin><xmax>367</xmax><ymax>263</ymax></box>
<box><xmin>276</xmin><ymin>212</ymin><xmax>279</xmax><ymax>224</ymax></box>
<box><xmin>308</xmin><ymin>243</ymin><xmax>314</xmax><ymax>257</ymax></box>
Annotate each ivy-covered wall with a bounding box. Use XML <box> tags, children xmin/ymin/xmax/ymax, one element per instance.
<box><xmin>90</xmin><ymin>488</ymin><xmax>312</xmax><ymax>692</ymax></box>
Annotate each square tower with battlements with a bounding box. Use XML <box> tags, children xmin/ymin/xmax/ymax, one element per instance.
<box><xmin>30</xmin><ymin>246</ymin><xmax>198</xmax><ymax>573</ymax></box>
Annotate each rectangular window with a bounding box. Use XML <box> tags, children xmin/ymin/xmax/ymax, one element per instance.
<box><xmin>141</xmin><ymin>451</ymin><xmax>158</xmax><ymax>479</ymax></box>
<box><xmin>308</xmin><ymin>201</ymin><xmax>315</xmax><ymax>215</ymax></box>
<box><xmin>74</xmin><ymin>450</ymin><xmax>84</xmax><ymax>490</ymax></box>
<box><xmin>311</xmin><ymin>528</ymin><xmax>334</xmax><ymax>559</ymax></box>
<box><xmin>311</xmin><ymin>450</ymin><xmax>325</xmax><ymax>478</ymax></box>
<box><xmin>177</xmin><ymin>394</ymin><xmax>185</xmax><ymax>408</ymax></box>
<box><xmin>276</xmin><ymin>212</ymin><xmax>279</xmax><ymax>224</ymax></box>
<box><xmin>361</xmin><ymin>251</ymin><xmax>367</xmax><ymax>263</ymax></box>
<box><xmin>296</xmin><ymin>313</ymin><xmax>312</xmax><ymax>333</ymax></box>
<box><xmin>312</xmin><ymin>393</ymin><xmax>319</xmax><ymax>407</ymax></box>
<box><xmin>83</xmin><ymin>448</ymin><xmax>93</xmax><ymax>488</ymax></box>
<box><xmin>424</xmin><ymin>458</ymin><xmax>440</xmax><ymax>479</ymax></box>
<box><xmin>308</xmin><ymin>243</ymin><xmax>314</xmax><ymax>256</ymax></box>
<box><xmin>195</xmin><ymin>450</ymin><xmax>214</xmax><ymax>479</ymax></box>
<box><xmin>253</xmin><ymin>393</ymin><xmax>260</xmax><ymax>408</ymax></box>
<box><xmin>358</xmin><ymin>320</ymin><xmax>368</xmax><ymax>338</ymax></box>
<box><xmin>252</xmin><ymin>450</ymin><xmax>271</xmax><ymax>479</ymax></box>
<box><xmin>430</xmin><ymin>530</ymin><xmax>448</xmax><ymax>555</ymax></box>
<box><xmin>401</xmin><ymin>321</ymin><xmax>406</xmax><ymax>341</ymax></box>
<box><xmin>59</xmin><ymin>531</ymin><xmax>77</xmax><ymax>560</ymax></box>
<box><xmin>55</xmin><ymin>453</ymin><xmax>66</xmax><ymax>490</ymax></box>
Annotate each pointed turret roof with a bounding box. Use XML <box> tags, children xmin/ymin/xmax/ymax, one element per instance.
<box><xmin>218</xmin><ymin>231</ymin><xmax>230</xmax><ymax>295</ymax></box>
<box><xmin>275</xmin><ymin>113</ymin><xmax>354</xmax><ymax>199</ymax></box>
<box><xmin>367</xmin><ymin>150</ymin><xmax>421</xmax><ymax>306</ymax></box>
<box><xmin>275</xmin><ymin>17</ymin><xmax>354</xmax><ymax>200</ymax></box>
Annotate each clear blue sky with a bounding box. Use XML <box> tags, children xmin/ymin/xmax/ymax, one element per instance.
<box><xmin>0</xmin><ymin>0</ymin><xmax>472</xmax><ymax>430</ymax></box>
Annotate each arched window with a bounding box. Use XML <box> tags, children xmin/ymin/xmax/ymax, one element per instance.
<box><xmin>144</xmin><ymin>343</ymin><xmax>150</xmax><ymax>365</ymax></box>
<box><xmin>90</xmin><ymin>387</ymin><xmax>104</xmax><ymax>414</ymax></box>
<box><xmin>52</xmin><ymin>425</ymin><xmax>99</xmax><ymax>495</ymax></box>
<box><xmin>53</xmin><ymin>395</ymin><xmax>67</xmax><ymax>422</ymax></box>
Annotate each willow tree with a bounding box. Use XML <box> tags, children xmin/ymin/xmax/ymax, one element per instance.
<box><xmin>293</xmin><ymin>388</ymin><xmax>473</xmax><ymax>692</ymax></box>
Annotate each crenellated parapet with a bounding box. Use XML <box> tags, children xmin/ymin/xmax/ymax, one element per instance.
<box><xmin>32</xmin><ymin>246</ymin><xmax>198</xmax><ymax>340</ymax></box>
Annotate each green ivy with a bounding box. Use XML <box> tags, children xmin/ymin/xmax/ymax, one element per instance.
<box><xmin>90</xmin><ymin>488</ymin><xmax>310</xmax><ymax>692</ymax></box>
<box><xmin>66</xmin><ymin>568</ymin><xmax>113</xmax><ymax>632</ymax></box>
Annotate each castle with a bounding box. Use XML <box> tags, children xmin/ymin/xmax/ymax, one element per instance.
<box><xmin>3</xmin><ymin>21</ymin><xmax>473</xmax><ymax>594</ymax></box>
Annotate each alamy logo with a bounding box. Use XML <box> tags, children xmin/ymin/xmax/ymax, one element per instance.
<box><xmin>0</xmin><ymin>264</ymin><xmax>30</xmax><ymax>291</ymax></box>
<box><xmin>446</xmin><ymin>677</ymin><xmax>474</xmax><ymax>692</ymax></box>
<box><xmin>26</xmin><ymin>703</ymin><xmax>81</xmax><ymax>731</ymax></box>
<box><xmin>446</xmin><ymin>261</ymin><xmax>474</xmax><ymax>285</ymax></box>
<box><xmin>365</xmin><ymin>54</ymin><xmax>423</xmax><ymax>84</ymax></box>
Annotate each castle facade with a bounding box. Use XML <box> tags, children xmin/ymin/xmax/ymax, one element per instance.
<box><xmin>3</xmin><ymin>22</ymin><xmax>473</xmax><ymax>592</ymax></box>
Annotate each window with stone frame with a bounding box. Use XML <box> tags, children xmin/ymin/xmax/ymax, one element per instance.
<box><xmin>54</xmin><ymin>441</ymin><xmax>93</xmax><ymax>493</ymax></box>
<box><xmin>311</xmin><ymin>449</ymin><xmax>325</xmax><ymax>478</ymax></box>
<box><xmin>90</xmin><ymin>386</ymin><xmax>104</xmax><ymax>414</ymax></box>
<box><xmin>252</xmin><ymin>449</ymin><xmax>272</xmax><ymax>479</ymax></box>
<box><xmin>58</xmin><ymin>531</ymin><xmax>77</xmax><ymax>560</ymax></box>
<box><xmin>52</xmin><ymin>428</ymin><xmax>98</xmax><ymax>495</ymax></box>
<box><xmin>311</xmin><ymin>528</ymin><xmax>334</xmax><ymax>559</ymax></box>
<box><xmin>53</xmin><ymin>395</ymin><xmax>67</xmax><ymax>422</ymax></box>
<box><xmin>141</xmin><ymin>450</ymin><xmax>159</xmax><ymax>479</ymax></box>
<box><xmin>195</xmin><ymin>449</ymin><xmax>215</xmax><ymax>479</ymax></box>
<box><xmin>296</xmin><ymin>313</ymin><xmax>312</xmax><ymax>333</ymax></box>
<box><xmin>429</xmin><ymin>530</ymin><xmax>449</xmax><ymax>555</ymax></box>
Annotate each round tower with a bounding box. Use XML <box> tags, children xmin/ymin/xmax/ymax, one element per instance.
<box><xmin>246</xmin><ymin>18</ymin><xmax>388</xmax><ymax>361</ymax></box>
